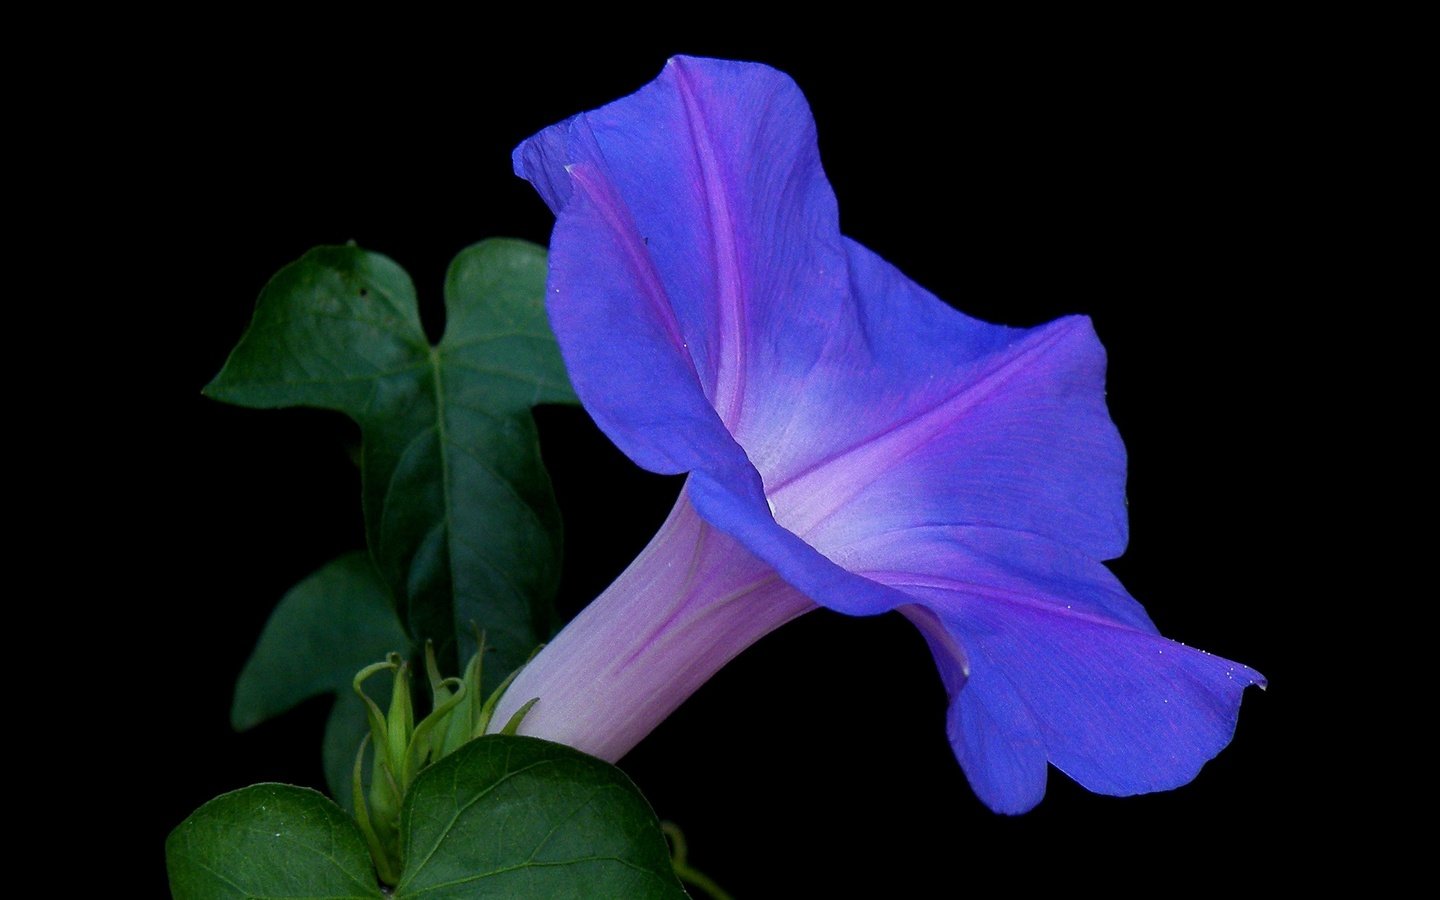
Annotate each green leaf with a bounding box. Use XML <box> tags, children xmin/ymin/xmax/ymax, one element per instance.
<box><xmin>206</xmin><ymin>239</ymin><xmax>577</xmax><ymax>678</ymax></box>
<box><xmin>394</xmin><ymin>736</ymin><xmax>687</xmax><ymax>899</ymax></box>
<box><xmin>232</xmin><ymin>553</ymin><xmax>406</xmax><ymax>730</ymax></box>
<box><xmin>168</xmin><ymin>741</ymin><xmax>685</xmax><ymax>899</ymax></box>
<box><xmin>166</xmin><ymin>784</ymin><xmax>384</xmax><ymax>899</ymax></box>
<box><xmin>231</xmin><ymin>552</ymin><xmax>409</xmax><ymax>806</ymax></box>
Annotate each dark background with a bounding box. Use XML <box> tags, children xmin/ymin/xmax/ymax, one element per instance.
<box><xmin>125</xmin><ymin>26</ymin><xmax>1324</xmax><ymax>895</ymax></box>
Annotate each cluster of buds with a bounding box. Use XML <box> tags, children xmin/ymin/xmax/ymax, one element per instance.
<box><xmin>351</xmin><ymin>636</ymin><xmax>537</xmax><ymax>885</ymax></box>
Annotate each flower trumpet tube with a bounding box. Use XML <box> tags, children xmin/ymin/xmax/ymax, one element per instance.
<box><xmin>491</xmin><ymin>56</ymin><xmax>1264</xmax><ymax>813</ymax></box>
<box><xmin>492</xmin><ymin>487</ymin><xmax>814</xmax><ymax>762</ymax></box>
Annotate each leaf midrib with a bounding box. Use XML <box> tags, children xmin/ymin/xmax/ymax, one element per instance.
<box><xmin>428</xmin><ymin>344</ymin><xmax>457</xmax><ymax>648</ymax></box>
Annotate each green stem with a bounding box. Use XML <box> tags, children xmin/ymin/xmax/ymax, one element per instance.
<box><xmin>672</xmin><ymin>861</ymin><xmax>735</xmax><ymax>900</ymax></box>
<box><xmin>661</xmin><ymin>822</ymin><xmax>734</xmax><ymax>900</ymax></box>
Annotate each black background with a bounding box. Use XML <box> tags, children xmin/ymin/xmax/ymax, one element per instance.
<box><xmin>125</xmin><ymin>25</ymin><xmax>1325</xmax><ymax>896</ymax></box>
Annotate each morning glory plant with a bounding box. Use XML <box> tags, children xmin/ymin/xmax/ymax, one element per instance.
<box><xmin>168</xmin><ymin>54</ymin><xmax>1265</xmax><ymax>898</ymax></box>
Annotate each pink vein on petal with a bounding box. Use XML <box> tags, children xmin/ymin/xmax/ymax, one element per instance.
<box><xmin>862</xmin><ymin>569</ymin><xmax>1154</xmax><ymax>634</ymax></box>
<box><xmin>671</xmin><ymin>58</ymin><xmax>749</xmax><ymax>431</ymax></box>
<box><xmin>618</xmin><ymin>512</ymin><xmax>711</xmax><ymax>670</ymax></box>
<box><xmin>566</xmin><ymin>163</ymin><xmax>705</xmax><ymax>389</ymax></box>
<box><xmin>769</xmin><ymin>318</ymin><xmax>1086</xmax><ymax>538</ymax></box>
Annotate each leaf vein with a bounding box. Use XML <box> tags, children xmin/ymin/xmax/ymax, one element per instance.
<box><xmin>400</xmin><ymin>759</ymin><xmax>558</xmax><ymax>885</ymax></box>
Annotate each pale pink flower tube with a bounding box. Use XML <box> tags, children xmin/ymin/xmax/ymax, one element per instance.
<box><xmin>490</xmin><ymin>485</ymin><xmax>814</xmax><ymax>761</ymax></box>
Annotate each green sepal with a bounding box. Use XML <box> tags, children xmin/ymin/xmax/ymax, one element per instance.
<box><xmin>440</xmin><ymin>629</ymin><xmax>487</xmax><ymax>755</ymax></box>
<box><xmin>426</xmin><ymin>639</ymin><xmax>472</xmax><ymax>760</ymax></box>
<box><xmin>350</xmin><ymin>734</ymin><xmax>399</xmax><ymax>887</ymax></box>
<box><xmin>384</xmin><ymin>656</ymin><xmax>414</xmax><ymax>781</ymax></box>
<box><xmin>476</xmin><ymin>642</ymin><xmax>544</xmax><ymax>738</ymax></box>
<box><xmin>403</xmin><ymin>674</ymin><xmax>465</xmax><ymax>786</ymax></box>
<box><xmin>499</xmin><ymin>697</ymin><xmax>540</xmax><ymax>735</ymax></box>
<box><xmin>353</xmin><ymin>655</ymin><xmax>406</xmax><ymax>875</ymax></box>
<box><xmin>352</xmin><ymin>656</ymin><xmax>400</xmax><ymax>766</ymax></box>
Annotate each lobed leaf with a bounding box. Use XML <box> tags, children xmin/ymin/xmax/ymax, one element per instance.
<box><xmin>207</xmin><ymin>238</ymin><xmax>577</xmax><ymax>680</ymax></box>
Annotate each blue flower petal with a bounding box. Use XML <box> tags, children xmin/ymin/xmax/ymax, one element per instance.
<box><xmin>887</xmin><ymin>528</ymin><xmax>1263</xmax><ymax>813</ymax></box>
<box><xmin>514</xmin><ymin>55</ymin><xmax>848</xmax><ymax>453</ymax></box>
<box><xmin>517</xmin><ymin>57</ymin><xmax>1129</xmax><ymax>619</ymax></box>
<box><xmin>515</xmin><ymin>56</ymin><xmax>913</xmax><ymax>616</ymax></box>
<box><xmin>766</xmin><ymin>241</ymin><xmax>1129</xmax><ymax>566</ymax></box>
<box><xmin>697</xmin><ymin>238</ymin><xmax>1132</xmax><ymax>618</ymax></box>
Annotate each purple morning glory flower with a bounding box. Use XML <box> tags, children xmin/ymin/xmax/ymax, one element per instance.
<box><xmin>491</xmin><ymin>56</ymin><xmax>1264</xmax><ymax>813</ymax></box>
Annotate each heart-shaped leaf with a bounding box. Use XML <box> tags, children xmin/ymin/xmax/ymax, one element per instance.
<box><xmin>167</xmin><ymin>738</ymin><xmax>686</xmax><ymax>899</ymax></box>
<box><xmin>396</xmin><ymin>736</ymin><xmax>687</xmax><ymax>899</ymax></box>
<box><xmin>166</xmin><ymin>783</ymin><xmax>384</xmax><ymax>899</ymax></box>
